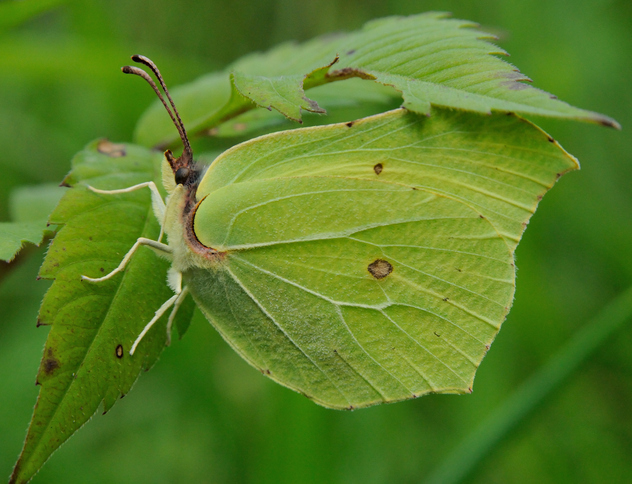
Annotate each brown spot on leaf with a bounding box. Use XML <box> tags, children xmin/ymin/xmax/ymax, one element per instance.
<box><xmin>479</xmin><ymin>215</ymin><xmax>485</xmax><ymax>219</ymax></box>
<box><xmin>434</xmin><ymin>332</ymin><xmax>441</xmax><ymax>337</ymax></box>
<box><xmin>327</xmin><ymin>67</ymin><xmax>376</xmax><ymax>81</ymax></box>
<box><xmin>43</xmin><ymin>348</ymin><xmax>60</xmax><ymax>375</ymax></box>
<box><xmin>442</xmin><ymin>297</ymin><xmax>449</xmax><ymax>302</ymax></box>
<box><xmin>501</xmin><ymin>70</ymin><xmax>532</xmax><ymax>82</ymax></box>
<box><xmin>501</xmin><ymin>77</ymin><xmax>531</xmax><ymax>90</ymax></box>
<box><xmin>97</xmin><ymin>139</ymin><xmax>126</xmax><ymax>157</ymax></box>
<box><xmin>304</xmin><ymin>97</ymin><xmax>325</xmax><ymax>114</ymax></box>
<box><xmin>373</xmin><ymin>163</ymin><xmax>383</xmax><ymax>175</ymax></box>
<box><xmin>547</xmin><ymin>136</ymin><xmax>555</xmax><ymax>143</ymax></box>
<box><xmin>115</xmin><ymin>344</ymin><xmax>124</xmax><ymax>359</ymax></box>
<box><xmin>346</xmin><ymin>121</ymin><xmax>354</xmax><ymax>128</ymax></box>
<box><xmin>347</xmin><ymin>405</ymin><xmax>356</xmax><ymax>411</ymax></box>
<box><xmin>368</xmin><ymin>259</ymin><xmax>393</xmax><ymax>279</ymax></box>
<box><xmin>468</xmin><ymin>387</ymin><xmax>473</xmax><ymax>393</ymax></box>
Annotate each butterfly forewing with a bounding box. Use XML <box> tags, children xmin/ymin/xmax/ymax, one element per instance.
<box><xmin>184</xmin><ymin>108</ymin><xmax>576</xmax><ymax>408</ymax></box>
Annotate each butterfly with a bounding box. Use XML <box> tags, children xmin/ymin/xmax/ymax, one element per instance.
<box><xmin>83</xmin><ymin>55</ymin><xmax>576</xmax><ymax>410</ymax></box>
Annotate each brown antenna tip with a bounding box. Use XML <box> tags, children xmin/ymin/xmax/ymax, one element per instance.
<box><xmin>127</xmin><ymin>55</ymin><xmax>192</xmax><ymax>157</ymax></box>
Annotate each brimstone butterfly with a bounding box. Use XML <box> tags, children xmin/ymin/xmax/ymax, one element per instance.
<box><xmin>83</xmin><ymin>55</ymin><xmax>577</xmax><ymax>410</ymax></box>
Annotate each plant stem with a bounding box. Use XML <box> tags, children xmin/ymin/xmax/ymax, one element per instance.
<box><xmin>425</xmin><ymin>285</ymin><xmax>632</xmax><ymax>484</ymax></box>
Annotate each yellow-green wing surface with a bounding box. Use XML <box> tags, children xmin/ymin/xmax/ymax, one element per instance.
<box><xmin>184</xmin><ymin>108</ymin><xmax>577</xmax><ymax>409</ymax></box>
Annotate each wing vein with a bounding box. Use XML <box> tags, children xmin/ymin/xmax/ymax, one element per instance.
<box><xmin>224</xmin><ymin>265</ymin><xmax>353</xmax><ymax>406</ymax></box>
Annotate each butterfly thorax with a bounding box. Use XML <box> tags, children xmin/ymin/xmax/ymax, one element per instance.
<box><xmin>162</xmin><ymin>157</ymin><xmax>224</xmax><ymax>273</ymax></box>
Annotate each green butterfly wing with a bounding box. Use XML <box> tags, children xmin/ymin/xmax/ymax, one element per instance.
<box><xmin>184</xmin><ymin>108</ymin><xmax>577</xmax><ymax>409</ymax></box>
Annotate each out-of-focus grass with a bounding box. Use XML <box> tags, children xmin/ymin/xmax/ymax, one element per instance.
<box><xmin>1</xmin><ymin>1</ymin><xmax>630</xmax><ymax>483</ymax></box>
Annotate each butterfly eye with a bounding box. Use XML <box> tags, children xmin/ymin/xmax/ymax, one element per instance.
<box><xmin>175</xmin><ymin>167</ymin><xmax>190</xmax><ymax>185</ymax></box>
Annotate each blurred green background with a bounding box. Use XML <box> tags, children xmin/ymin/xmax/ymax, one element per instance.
<box><xmin>1</xmin><ymin>0</ymin><xmax>631</xmax><ymax>483</ymax></box>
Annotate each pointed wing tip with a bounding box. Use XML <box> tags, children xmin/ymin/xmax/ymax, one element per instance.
<box><xmin>596</xmin><ymin>116</ymin><xmax>621</xmax><ymax>130</ymax></box>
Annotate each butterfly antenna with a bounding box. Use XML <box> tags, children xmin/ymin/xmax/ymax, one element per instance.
<box><xmin>130</xmin><ymin>55</ymin><xmax>192</xmax><ymax>157</ymax></box>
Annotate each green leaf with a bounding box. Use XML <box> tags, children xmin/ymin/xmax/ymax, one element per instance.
<box><xmin>0</xmin><ymin>220</ymin><xmax>49</xmax><ymax>262</ymax></box>
<box><xmin>9</xmin><ymin>184</ymin><xmax>67</xmax><ymax>223</ymax></box>
<box><xmin>231</xmin><ymin>72</ymin><xmax>325</xmax><ymax>122</ymax></box>
<box><xmin>0</xmin><ymin>184</ymin><xmax>65</xmax><ymax>262</ymax></box>
<box><xmin>183</xmin><ymin>108</ymin><xmax>578</xmax><ymax>409</ymax></box>
<box><xmin>213</xmin><ymin>79</ymin><xmax>400</xmax><ymax>138</ymax></box>
<box><xmin>314</xmin><ymin>14</ymin><xmax>618</xmax><ymax>125</ymax></box>
<box><xmin>10</xmin><ymin>140</ymin><xmax>194</xmax><ymax>484</ymax></box>
<box><xmin>134</xmin><ymin>12</ymin><xmax>618</xmax><ymax>150</ymax></box>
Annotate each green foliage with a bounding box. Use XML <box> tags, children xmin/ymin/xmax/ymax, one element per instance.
<box><xmin>9</xmin><ymin>141</ymin><xmax>194</xmax><ymax>484</ymax></box>
<box><xmin>0</xmin><ymin>184</ymin><xmax>64</xmax><ymax>262</ymax></box>
<box><xmin>4</xmin><ymin>10</ymin><xmax>616</xmax><ymax>482</ymax></box>
<box><xmin>134</xmin><ymin>12</ymin><xmax>617</xmax><ymax>149</ymax></box>
<box><xmin>0</xmin><ymin>220</ymin><xmax>50</xmax><ymax>262</ymax></box>
<box><xmin>1</xmin><ymin>3</ymin><xmax>629</xmax><ymax>484</ymax></box>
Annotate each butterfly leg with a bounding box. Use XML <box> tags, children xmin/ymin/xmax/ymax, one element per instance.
<box><xmin>87</xmin><ymin>182</ymin><xmax>167</xmax><ymax>241</ymax></box>
<box><xmin>164</xmin><ymin>268</ymin><xmax>189</xmax><ymax>346</ymax></box>
<box><xmin>129</xmin><ymin>268</ymin><xmax>186</xmax><ymax>355</ymax></box>
<box><xmin>129</xmin><ymin>291</ymin><xmax>180</xmax><ymax>355</ymax></box>
<box><xmin>81</xmin><ymin>237</ymin><xmax>172</xmax><ymax>283</ymax></box>
<box><xmin>166</xmin><ymin>286</ymin><xmax>190</xmax><ymax>346</ymax></box>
